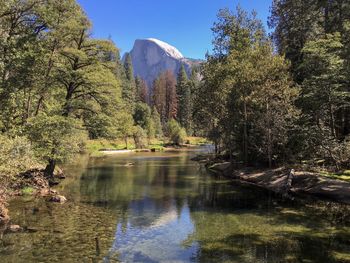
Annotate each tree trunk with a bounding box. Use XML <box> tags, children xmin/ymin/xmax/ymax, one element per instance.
<box><xmin>329</xmin><ymin>92</ymin><xmax>336</xmax><ymax>138</ymax></box>
<box><xmin>267</xmin><ymin>101</ymin><xmax>272</xmax><ymax>168</ymax></box>
<box><xmin>243</xmin><ymin>100</ymin><xmax>248</xmax><ymax>166</ymax></box>
<box><xmin>44</xmin><ymin>159</ymin><xmax>56</xmax><ymax>177</ymax></box>
<box><xmin>125</xmin><ymin>137</ymin><xmax>128</xmax><ymax>149</ymax></box>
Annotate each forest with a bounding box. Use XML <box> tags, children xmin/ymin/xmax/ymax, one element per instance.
<box><xmin>1</xmin><ymin>0</ymin><xmax>350</xmax><ymax>221</ymax></box>
<box><xmin>195</xmin><ymin>1</ymin><xmax>350</xmax><ymax>170</ymax></box>
<box><xmin>0</xmin><ymin>0</ymin><xmax>200</xmax><ymax>182</ymax></box>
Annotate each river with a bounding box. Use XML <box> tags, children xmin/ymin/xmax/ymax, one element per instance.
<box><xmin>1</xmin><ymin>148</ymin><xmax>349</xmax><ymax>262</ymax></box>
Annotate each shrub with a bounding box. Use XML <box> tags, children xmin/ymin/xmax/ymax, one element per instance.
<box><xmin>166</xmin><ymin>119</ymin><xmax>187</xmax><ymax>145</ymax></box>
<box><xmin>0</xmin><ymin>135</ymin><xmax>38</xmax><ymax>180</ymax></box>
<box><xmin>27</xmin><ymin>114</ymin><xmax>88</xmax><ymax>165</ymax></box>
<box><xmin>133</xmin><ymin>125</ymin><xmax>147</xmax><ymax>149</ymax></box>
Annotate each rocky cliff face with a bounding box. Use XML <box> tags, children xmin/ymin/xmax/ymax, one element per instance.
<box><xmin>125</xmin><ymin>38</ymin><xmax>201</xmax><ymax>89</ymax></box>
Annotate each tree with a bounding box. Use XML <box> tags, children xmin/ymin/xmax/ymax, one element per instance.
<box><xmin>166</xmin><ymin>119</ymin><xmax>187</xmax><ymax>145</ymax></box>
<box><xmin>197</xmin><ymin>6</ymin><xmax>299</xmax><ymax>166</ymax></box>
<box><xmin>135</xmin><ymin>77</ymin><xmax>148</xmax><ymax>103</ymax></box>
<box><xmin>28</xmin><ymin>114</ymin><xmax>87</xmax><ymax>176</ymax></box>
<box><xmin>299</xmin><ymin>33</ymin><xmax>348</xmax><ymax>167</ymax></box>
<box><xmin>152</xmin><ymin>71</ymin><xmax>177</xmax><ymax>125</ymax></box>
<box><xmin>176</xmin><ymin>65</ymin><xmax>192</xmax><ymax>134</ymax></box>
<box><xmin>151</xmin><ymin>107</ymin><xmax>163</xmax><ymax>138</ymax></box>
<box><xmin>122</xmin><ymin>53</ymin><xmax>136</xmax><ymax>108</ymax></box>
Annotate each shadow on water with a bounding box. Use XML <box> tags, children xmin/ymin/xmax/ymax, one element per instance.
<box><xmin>1</xmin><ymin>150</ymin><xmax>350</xmax><ymax>262</ymax></box>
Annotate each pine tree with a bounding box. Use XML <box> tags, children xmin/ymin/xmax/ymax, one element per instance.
<box><xmin>176</xmin><ymin>65</ymin><xmax>192</xmax><ymax>134</ymax></box>
<box><xmin>135</xmin><ymin>76</ymin><xmax>148</xmax><ymax>103</ymax></box>
<box><xmin>122</xmin><ymin>53</ymin><xmax>136</xmax><ymax>108</ymax></box>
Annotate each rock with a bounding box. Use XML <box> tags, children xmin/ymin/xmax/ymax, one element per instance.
<box><xmin>38</xmin><ymin>188</ymin><xmax>57</xmax><ymax>197</ymax></box>
<box><xmin>125</xmin><ymin>38</ymin><xmax>202</xmax><ymax>88</ymax></box>
<box><xmin>207</xmin><ymin>162</ymin><xmax>233</xmax><ymax>177</ymax></box>
<box><xmin>191</xmin><ymin>155</ymin><xmax>209</xmax><ymax>162</ymax></box>
<box><xmin>53</xmin><ymin>166</ymin><xmax>64</xmax><ymax>178</ymax></box>
<box><xmin>9</xmin><ymin>225</ymin><xmax>22</xmax><ymax>232</ymax></box>
<box><xmin>49</xmin><ymin>195</ymin><xmax>67</xmax><ymax>203</ymax></box>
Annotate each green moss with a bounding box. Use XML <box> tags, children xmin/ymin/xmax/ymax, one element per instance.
<box><xmin>21</xmin><ymin>186</ymin><xmax>34</xmax><ymax>195</ymax></box>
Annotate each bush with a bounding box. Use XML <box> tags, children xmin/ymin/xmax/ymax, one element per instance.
<box><xmin>133</xmin><ymin>125</ymin><xmax>147</xmax><ymax>149</ymax></box>
<box><xmin>0</xmin><ymin>135</ymin><xmax>38</xmax><ymax>180</ymax></box>
<box><xmin>27</xmin><ymin>114</ymin><xmax>88</xmax><ymax>164</ymax></box>
<box><xmin>166</xmin><ymin>119</ymin><xmax>187</xmax><ymax>145</ymax></box>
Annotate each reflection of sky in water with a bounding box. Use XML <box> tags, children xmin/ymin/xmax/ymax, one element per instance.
<box><xmin>105</xmin><ymin>201</ymin><xmax>198</xmax><ymax>263</ymax></box>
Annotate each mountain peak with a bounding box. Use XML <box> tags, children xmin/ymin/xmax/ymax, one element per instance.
<box><xmin>144</xmin><ymin>38</ymin><xmax>184</xmax><ymax>59</ymax></box>
<box><xmin>127</xmin><ymin>38</ymin><xmax>201</xmax><ymax>89</ymax></box>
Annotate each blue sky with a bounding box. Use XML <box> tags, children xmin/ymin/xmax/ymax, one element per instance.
<box><xmin>77</xmin><ymin>0</ymin><xmax>272</xmax><ymax>59</ymax></box>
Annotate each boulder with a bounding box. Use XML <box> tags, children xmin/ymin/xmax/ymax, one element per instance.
<box><xmin>208</xmin><ymin>162</ymin><xmax>233</xmax><ymax>177</ymax></box>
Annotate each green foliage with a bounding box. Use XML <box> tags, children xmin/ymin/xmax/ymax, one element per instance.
<box><xmin>166</xmin><ymin>119</ymin><xmax>187</xmax><ymax>145</ymax></box>
<box><xmin>133</xmin><ymin>125</ymin><xmax>147</xmax><ymax>149</ymax></box>
<box><xmin>122</xmin><ymin>53</ymin><xmax>137</xmax><ymax>109</ymax></box>
<box><xmin>0</xmin><ymin>135</ymin><xmax>38</xmax><ymax>180</ymax></box>
<box><xmin>196</xmin><ymin>6</ymin><xmax>299</xmax><ymax>166</ymax></box>
<box><xmin>176</xmin><ymin>65</ymin><xmax>192</xmax><ymax>134</ymax></box>
<box><xmin>151</xmin><ymin>107</ymin><xmax>163</xmax><ymax>138</ymax></box>
<box><xmin>133</xmin><ymin>103</ymin><xmax>152</xmax><ymax>129</ymax></box>
<box><xmin>27</xmin><ymin>114</ymin><xmax>87</xmax><ymax>164</ymax></box>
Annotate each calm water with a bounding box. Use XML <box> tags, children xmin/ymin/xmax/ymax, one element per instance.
<box><xmin>1</xmin><ymin>148</ymin><xmax>350</xmax><ymax>262</ymax></box>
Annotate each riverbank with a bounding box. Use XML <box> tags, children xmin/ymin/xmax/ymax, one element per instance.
<box><xmin>202</xmin><ymin>160</ymin><xmax>350</xmax><ymax>205</ymax></box>
<box><xmin>0</xmin><ymin>168</ymin><xmax>67</xmax><ymax>226</ymax></box>
<box><xmin>86</xmin><ymin>137</ymin><xmax>208</xmax><ymax>156</ymax></box>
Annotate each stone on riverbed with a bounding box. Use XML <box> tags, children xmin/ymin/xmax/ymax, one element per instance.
<box><xmin>49</xmin><ymin>195</ymin><xmax>67</xmax><ymax>203</ymax></box>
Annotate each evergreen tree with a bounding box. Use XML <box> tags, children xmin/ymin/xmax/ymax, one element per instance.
<box><xmin>122</xmin><ymin>53</ymin><xmax>136</xmax><ymax>108</ymax></box>
<box><xmin>176</xmin><ymin>65</ymin><xmax>192</xmax><ymax>134</ymax></box>
<box><xmin>196</xmin><ymin>6</ymin><xmax>299</xmax><ymax>166</ymax></box>
<box><xmin>135</xmin><ymin>76</ymin><xmax>148</xmax><ymax>103</ymax></box>
<box><xmin>151</xmin><ymin>106</ymin><xmax>163</xmax><ymax>138</ymax></box>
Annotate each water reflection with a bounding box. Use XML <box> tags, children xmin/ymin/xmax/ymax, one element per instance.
<box><xmin>1</xmin><ymin>150</ymin><xmax>350</xmax><ymax>262</ymax></box>
<box><xmin>106</xmin><ymin>201</ymin><xmax>197</xmax><ymax>262</ymax></box>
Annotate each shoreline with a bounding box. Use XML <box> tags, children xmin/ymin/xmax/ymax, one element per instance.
<box><xmin>0</xmin><ymin>168</ymin><xmax>67</xmax><ymax>226</ymax></box>
<box><xmin>201</xmin><ymin>160</ymin><xmax>350</xmax><ymax>205</ymax></box>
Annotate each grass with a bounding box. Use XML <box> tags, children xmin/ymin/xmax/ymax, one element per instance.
<box><xmin>85</xmin><ymin>137</ymin><xmax>209</xmax><ymax>155</ymax></box>
<box><xmin>185</xmin><ymin>136</ymin><xmax>209</xmax><ymax>145</ymax></box>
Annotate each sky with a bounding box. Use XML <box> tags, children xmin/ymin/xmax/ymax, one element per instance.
<box><xmin>77</xmin><ymin>0</ymin><xmax>272</xmax><ymax>59</ymax></box>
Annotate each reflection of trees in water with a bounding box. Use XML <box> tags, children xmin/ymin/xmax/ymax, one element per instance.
<box><xmin>78</xmin><ymin>154</ymin><xmax>199</xmax><ymax>224</ymax></box>
<box><xmin>62</xmin><ymin>153</ymin><xmax>350</xmax><ymax>262</ymax></box>
<box><xmin>185</xmin><ymin>174</ymin><xmax>350</xmax><ymax>263</ymax></box>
